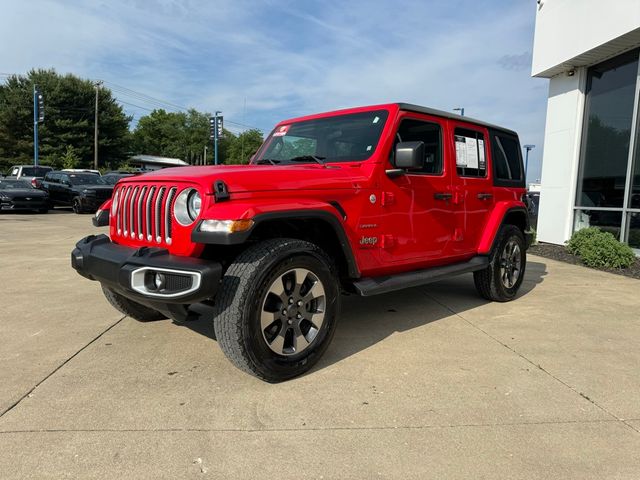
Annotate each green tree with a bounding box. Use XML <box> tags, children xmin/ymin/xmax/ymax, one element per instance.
<box><xmin>61</xmin><ymin>144</ymin><xmax>80</xmax><ymax>169</ymax></box>
<box><xmin>224</xmin><ymin>129</ymin><xmax>264</xmax><ymax>164</ymax></box>
<box><xmin>132</xmin><ymin>109</ymin><xmax>263</xmax><ymax>165</ymax></box>
<box><xmin>0</xmin><ymin>69</ymin><xmax>131</xmax><ymax>172</ymax></box>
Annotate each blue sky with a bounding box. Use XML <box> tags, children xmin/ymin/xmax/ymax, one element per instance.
<box><xmin>1</xmin><ymin>0</ymin><xmax>548</xmax><ymax>180</ymax></box>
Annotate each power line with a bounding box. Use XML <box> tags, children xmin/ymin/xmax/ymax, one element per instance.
<box><xmin>99</xmin><ymin>78</ymin><xmax>265</xmax><ymax>132</ymax></box>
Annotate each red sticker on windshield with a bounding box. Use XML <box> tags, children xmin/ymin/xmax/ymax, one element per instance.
<box><xmin>273</xmin><ymin>125</ymin><xmax>290</xmax><ymax>137</ymax></box>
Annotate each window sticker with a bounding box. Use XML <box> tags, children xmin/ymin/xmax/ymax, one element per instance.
<box><xmin>372</xmin><ymin>116</ymin><xmax>380</xmax><ymax>124</ymax></box>
<box><xmin>455</xmin><ymin>135</ymin><xmax>467</xmax><ymax>166</ymax></box>
<box><xmin>455</xmin><ymin>134</ymin><xmax>479</xmax><ymax>169</ymax></box>
<box><xmin>273</xmin><ymin>125</ymin><xmax>290</xmax><ymax>137</ymax></box>
<box><xmin>478</xmin><ymin>139</ymin><xmax>486</xmax><ymax>168</ymax></box>
<box><xmin>366</xmin><ymin>145</ymin><xmax>372</xmax><ymax>151</ymax></box>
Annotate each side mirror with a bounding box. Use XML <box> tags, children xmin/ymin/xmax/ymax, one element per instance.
<box><xmin>395</xmin><ymin>141</ymin><xmax>425</xmax><ymax>169</ymax></box>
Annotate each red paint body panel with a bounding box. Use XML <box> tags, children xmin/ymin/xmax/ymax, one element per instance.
<box><xmin>108</xmin><ymin>103</ymin><xmax>527</xmax><ymax>279</ymax></box>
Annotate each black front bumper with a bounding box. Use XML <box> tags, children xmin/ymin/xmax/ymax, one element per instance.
<box><xmin>71</xmin><ymin>234</ymin><xmax>222</xmax><ymax>304</ymax></box>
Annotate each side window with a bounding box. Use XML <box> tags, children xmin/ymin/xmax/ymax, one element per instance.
<box><xmin>455</xmin><ymin>128</ymin><xmax>487</xmax><ymax>177</ymax></box>
<box><xmin>395</xmin><ymin>119</ymin><xmax>443</xmax><ymax>174</ymax></box>
<box><xmin>44</xmin><ymin>173</ymin><xmax>54</xmax><ymax>183</ymax></box>
<box><xmin>491</xmin><ymin>132</ymin><xmax>523</xmax><ymax>186</ymax></box>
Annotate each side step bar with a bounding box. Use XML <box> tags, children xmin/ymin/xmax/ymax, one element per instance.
<box><xmin>352</xmin><ymin>256</ymin><xmax>489</xmax><ymax>296</ymax></box>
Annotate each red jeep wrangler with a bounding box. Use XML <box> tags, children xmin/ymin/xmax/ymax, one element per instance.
<box><xmin>72</xmin><ymin>103</ymin><xmax>531</xmax><ymax>382</ymax></box>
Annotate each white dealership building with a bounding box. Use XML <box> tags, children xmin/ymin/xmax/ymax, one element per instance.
<box><xmin>532</xmin><ymin>0</ymin><xmax>640</xmax><ymax>250</ymax></box>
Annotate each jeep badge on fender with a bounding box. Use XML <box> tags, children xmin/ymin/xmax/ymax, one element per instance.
<box><xmin>71</xmin><ymin>103</ymin><xmax>532</xmax><ymax>382</ymax></box>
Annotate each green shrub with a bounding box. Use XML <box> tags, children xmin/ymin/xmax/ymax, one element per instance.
<box><xmin>567</xmin><ymin>227</ymin><xmax>636</xmax><ymax>269</ymax></box>
<box><xmin>566</xmin><ymin>227</ymin><xmax>602</xmax><ymax>255</ymax></box>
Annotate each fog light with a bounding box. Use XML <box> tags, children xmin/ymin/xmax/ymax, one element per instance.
<box><xmin>154</xmin><ymin>273</ymin><xmax>166</xmax><ymax>290</ymax></box>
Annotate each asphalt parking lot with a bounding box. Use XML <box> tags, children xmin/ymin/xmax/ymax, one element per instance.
<box><xmin>1</xmin><ymin>211</ymin><xmax>639</xmax><ymax>479</ymax></box>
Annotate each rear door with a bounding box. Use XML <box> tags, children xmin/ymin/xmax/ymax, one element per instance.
<box><xmin>379</xmin><ymin>112</ymin><xmax>455</xmax><ymax>266</ymax></box>
<box><xmin>448</xmin><ymin>122</ymin><xmax>495</xmax><ymax>255</ymax></box>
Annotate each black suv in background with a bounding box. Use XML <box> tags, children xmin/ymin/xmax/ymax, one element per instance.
<box><xmin>41</xmin><ymin>171</ymin><xmax>114</xmax><ymax>213</ymax></box>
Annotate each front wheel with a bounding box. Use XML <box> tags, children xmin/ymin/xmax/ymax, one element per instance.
<box><xmin>213</xmin><ymin>238</ymin><xmax>340</xmax><ymax>382</ymax></box>
<box><xmin>72</xmin><ymin>197</ymin><xmax>82</xmax><ymax>214</ymax></box>
<box><xmin>474</xmin><ymin>225</ymin><xmax>526</xmax><ymax>302</ymax></box>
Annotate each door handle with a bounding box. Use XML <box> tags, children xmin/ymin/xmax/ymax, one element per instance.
<box><xmin>433</xmin><ymin>192</ymin><xmax>453</xmax><ymax>200</ymax></box>
<box><xmin>477</xmin><ymin>192</ymin><xmax>493</xmax><ymax>200</ymax></box>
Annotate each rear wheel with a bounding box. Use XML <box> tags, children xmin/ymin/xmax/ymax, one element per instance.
<box><xmin>474</xmin><ymin>225</ymin><xmax>526</xmax><ymax>302</ymax></box>
<box><xmin>213</xmin><ymin>238</ymin><xmax>340</xmax><ymax>382</ymax></box>
<box><xmin>101</xmin><ymin>286</ymin><xmax>166</xmax><ymax>321</ymax></box>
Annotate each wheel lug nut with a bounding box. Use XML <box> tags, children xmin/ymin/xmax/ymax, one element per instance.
<box><xmin>296</xmin><ymin>313</ymin><xmax>302</xmax><ymax>319</ymax></box>
<box><xmin>288</xmin><ymin>298</ymin><xmax>293</xmax><ymax>304</ymax></box>
<box><xmin>282</xmin><ymin>310</ymin><xmax>287</xmax><ymax>315</ymax></box>
<box><xmin>297</xmin><ymin>301</ymin><xmax>303</xmax><ymax>307</ymax></box>
<box><xmin>287</xmin><ymin>319</ymin><xmax>293</xmax><ymax>325</ymax></box>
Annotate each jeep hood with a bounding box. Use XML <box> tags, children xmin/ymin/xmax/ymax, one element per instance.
<box><xmin>125</xmin><ymin>164</ymin><xmax>369</xmax><ymax>193</ymax></box>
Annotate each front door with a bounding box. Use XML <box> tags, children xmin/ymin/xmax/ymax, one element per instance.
<box><xmin>379</xmin><ymin>113</ymin><xmax>455</xmax><ymax>267</ymax></box>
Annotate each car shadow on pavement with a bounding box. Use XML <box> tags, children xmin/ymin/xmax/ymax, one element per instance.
<box><xmin>176</xmin><ymin>260</ymin><xmax>547</xmax><ymax>375</ymax></box>
<box><xmin>316</xmin><ymin>260</ymin><xmax>547</xmax><ymax>370</ymax></box>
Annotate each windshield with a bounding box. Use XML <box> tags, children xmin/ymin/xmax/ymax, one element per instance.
<box><xmin>0</xmin><ymin>180</ymin><xmax>33</xmax><ymax>190</ymax></box>
<box><xmin>254</xmin><ymin>110</ymin><xmax>389</xmax><ymax>164</ymax></box>
<box><xmin>68</xmin><ymin>174</ymin><xmax>106</xmax><ymax>185</ymax></box>
<box><xmin>20</xmin><ymin>167</ymin><xmax>52</xmax><ymax>177</ymax></box>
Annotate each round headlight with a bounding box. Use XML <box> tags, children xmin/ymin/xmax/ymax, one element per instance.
<box><xmin>187</xmin><ymin>190</ymin><xmax>201</xmax><ymax>219</ymax></box>
<box><xmin>174</xmin><ymin>188</ymin><xmax>200</xmax><ymax>226</ymax></box>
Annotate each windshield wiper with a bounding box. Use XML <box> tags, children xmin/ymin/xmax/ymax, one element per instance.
<box><xmin>255</xmin><ymin>158</ymin><xmax>280</xmax><ymax>165</ymax></box>
<box><xmin>288</xmin><ymin>155</ymin><xmax>326</xmax><ymax>165</ymax></box>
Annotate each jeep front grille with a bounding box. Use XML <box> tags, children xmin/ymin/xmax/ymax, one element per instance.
<box><xmin>113</xmin><ymin>183</ymin><xmax>179</xmax><ymax>245</ymax></box>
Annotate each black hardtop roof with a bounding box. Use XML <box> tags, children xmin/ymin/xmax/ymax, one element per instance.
<box><xmin>397</xmin><ymin>103</ymin><xmax>518</xmax><ymax>137</ymax></box>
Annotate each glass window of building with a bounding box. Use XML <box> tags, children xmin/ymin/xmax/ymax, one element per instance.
<box><xmin>575</xmin><ymin>49</ymin><xmax>640</xmax><ymax>250</ymax></box>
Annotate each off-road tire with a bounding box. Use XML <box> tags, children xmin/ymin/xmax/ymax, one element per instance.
<box><xmin>213</xmin><ymin>238</ymin><xmax>340</xmax><ymax>382</ymax></box>
<box><xmin>474</xmin><ymin>225</ymin><xmax>526</xmax><ymax>302</ymax></box>
<box><xmin>101</xmin><ymin>286</ymin><xmax>166</xmax><ymax>321</ymax></box>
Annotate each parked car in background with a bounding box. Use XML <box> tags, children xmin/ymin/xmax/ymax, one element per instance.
<box><xmin>41</xmin><ymin>171</ymin><xmax>113</xmax><ymax>213</ymax></box>
<box><xmin>0</xmin><ymin>178</ymin><xmax>49</xmax><ymax>213</ymax></box>
<box><xmin>101</xmin><ymin>171</ymin><xmax>137</xmax><ymax>185</ymax></box>
<box><xmin>7</xmin><ymin>165</ymin><xmax>53</xmax><ymax>188</ymax></box>
<box><xmin>61</xmin><ymin>168</ymin><xmax>101</xmax><ymax>176</ymax></box>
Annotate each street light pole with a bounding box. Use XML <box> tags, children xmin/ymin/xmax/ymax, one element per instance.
<box><xmin>214</xmin><ymin>110</ymin><xmax>221</xmax><ymax>165</ymax></box>
<box><xmin>94</xmin><ymin>81</ymin><xmax>103</xmax><ymax>170</ymax></box>
<box><xmin>33</xmin><ymin>84</ymin><xmax>38</xmax><ymax>166</ymax></box>
<box><xmin>453</xmin><ymin>107</ymin><xmax>465</xmax><ymax>116</ymax></box>
<box><xmin>204</xmin><ymin>145</ymin><xmax>208</xmax><ymax>165</ymax></box>
<box><xmin>523</xmin><ymin>144</ymin><xmax>535</xmax><ymax>184</ymax></box>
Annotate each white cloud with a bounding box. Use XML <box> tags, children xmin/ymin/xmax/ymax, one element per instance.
<box><xmin>0</xmin><ymin>0</ymin><xmax>548</xmax><ymax>178</ymax></box>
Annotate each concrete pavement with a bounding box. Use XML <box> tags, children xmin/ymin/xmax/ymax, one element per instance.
<box><xmin>0</xmin><ymin>211</ymin><xmax>639</xmax><ymax>479</ymax></box>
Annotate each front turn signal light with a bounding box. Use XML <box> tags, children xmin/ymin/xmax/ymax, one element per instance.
<box><xmin>199</xmin><ymin>219</ymin><xmax>254</xmax><ymax>234</ymax></box>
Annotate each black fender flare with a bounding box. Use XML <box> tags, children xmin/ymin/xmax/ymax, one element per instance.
<box><xmin>192</xmin><ymin>209</ymin><xmax>360</xmax><ymax>278</ymax></box>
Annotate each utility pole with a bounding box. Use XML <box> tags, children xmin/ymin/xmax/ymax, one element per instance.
<box><xmin>453</xmin><ymin>107</ymin><xmax>465</xmax><ymax>116</ymax></box>
<box><xmin>94</xmin><ymin>81</ymin><xmax>103</xmax><ymax>170</ymax></box>
<box><xmin>523</xmin><ymin>144</ymin><xmax>535</xmax><ymax>184</ymax></box>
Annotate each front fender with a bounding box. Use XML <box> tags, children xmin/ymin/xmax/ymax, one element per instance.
<box><xmin>192</xmin><ymin>199</ymin><xmax>359</xmax><ymax>277</ymax></box>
